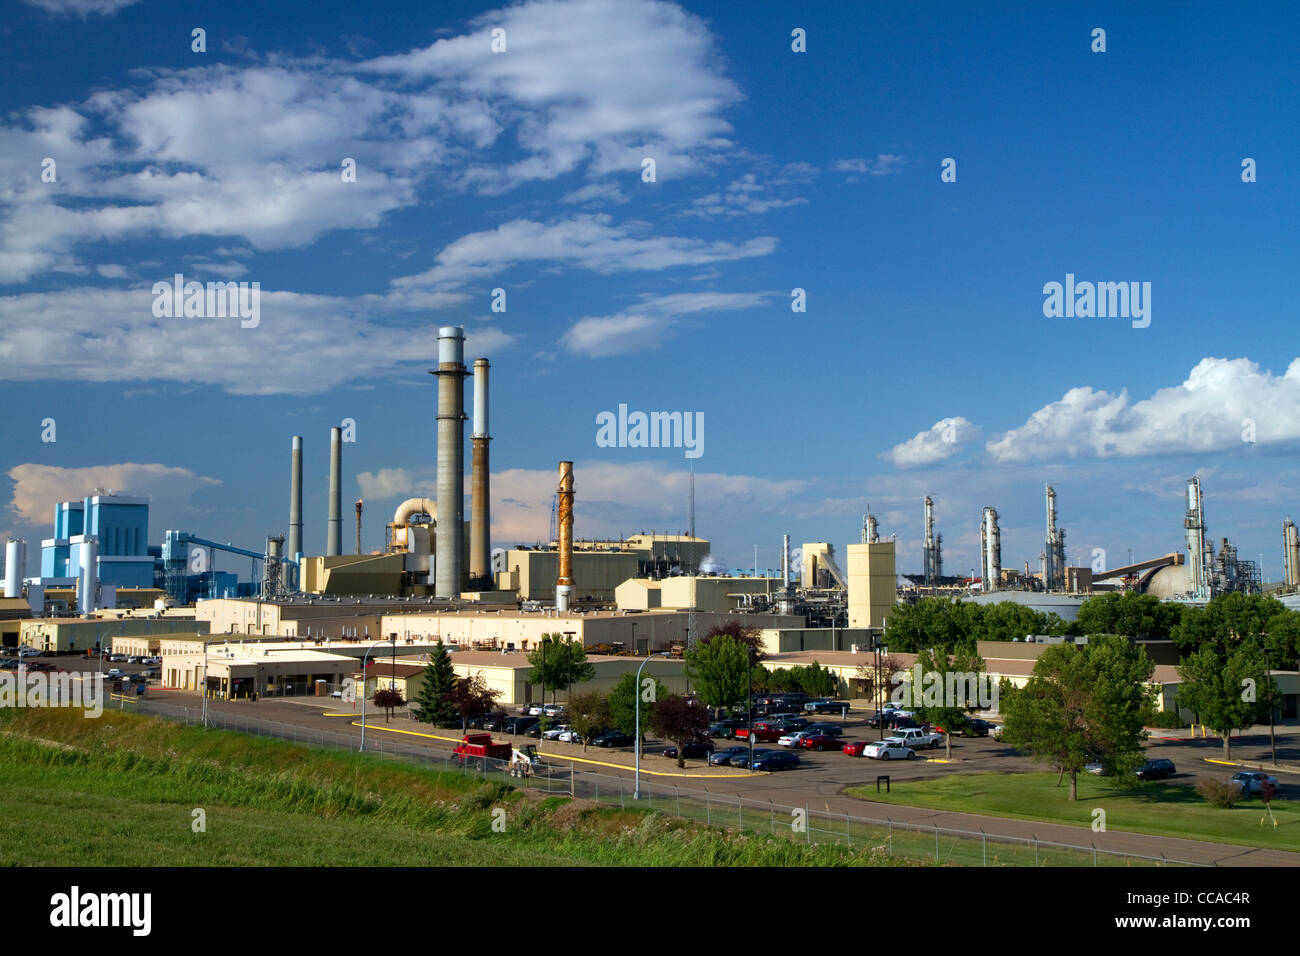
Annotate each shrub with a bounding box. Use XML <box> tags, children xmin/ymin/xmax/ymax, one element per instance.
<box><xmin>1196</xmin><ymin>777</ymin><xmax>1243</xmax><ymax>808</ymax></box>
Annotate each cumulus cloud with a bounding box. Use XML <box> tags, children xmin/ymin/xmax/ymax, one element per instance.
<box><xmin>833</xmin><ymin>154</ymin><xmax>905</xmax><ymax>178</ymax></box>
<box><xmin>686</xmin><ymin>171</ymin><xmax>809</xmax><ymax>218</ymax></box>
<box><xmin>882</xmin><ymin>417</ymin><xmax>981</xmax><ymax>468</ymax></box>
<box><xmin>7</xmin><ymin>463</ymin><xmax>221</xmax><ymax>528</ymax></box>
<box><xmin>986</xmin><ymin>357</ymin><xmax>1300</xmax><ymax>463</ymax></box>
<box><xmin>562</xmin><ymin>290</ymin><xmax>769</xmax><ymax>357</ymax></box>
<box><xmin>1</xmin><ymin>0</ymin><xmax>744</xmax><ymax>283</ymax></box>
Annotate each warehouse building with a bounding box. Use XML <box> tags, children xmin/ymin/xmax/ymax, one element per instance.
<box><xmin>20</xmin><ymin>616</ymin><xmax>210</xmax><ymax>654</ymax></box>
<box><xmin>614</xmin><ymin>575</ymin><xmax>782</xmax><ymax>613</ymax></box>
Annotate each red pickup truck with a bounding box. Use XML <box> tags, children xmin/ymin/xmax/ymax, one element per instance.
<box><xmin>734</xmin><ymin>723</ymin><xmax>782</xmax><ymax>743</ymax></box>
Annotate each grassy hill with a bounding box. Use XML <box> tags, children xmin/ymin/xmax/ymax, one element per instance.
<box><xmin>0</xmin><ymin>708</ymin><xmax>901</xmax><ymax>867</ymax></box>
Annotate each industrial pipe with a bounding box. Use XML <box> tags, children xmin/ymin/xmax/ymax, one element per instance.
<box><xmin>433</xmin><ymin>327</ymin><xmax>468</xmax><ymax>598</ymax></box>
<box><xmin>327</xmin><ymin>427</ymin><xmax>342</xmax><ymax>556</ymax></box>
<box><xmin>470</xmin><ymin>358</ymin><xmax>491</xmax><ymax>586</ymax></box>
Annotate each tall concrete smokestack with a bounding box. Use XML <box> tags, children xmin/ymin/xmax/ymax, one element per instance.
<box><xmin>288</xmin><ymin>436</ymin><xmax>303</xmax><ymax>572</ymax></box>
<box><xmin>470</xmin><ymin>358</ymin><xmax>491</xmax><ymax>587</ymax></box>
<box><xmin>327</xmin><ymin>427</ymin><xmax>342</xmax><ymax>556</ymax></box>
<box><xmin>4</xmin><ymin>539</ymin><xmax>25</xmax><ymax>598</ymax></box>
<box><xmin>434</xmin><ymin>327</ymin><xmax>468</xmax><ymax>598</ymax></box>
<box><xmin>556</xmin><ymin>461</ymin><xmax>574</xmax><ymax>611</ymax></box>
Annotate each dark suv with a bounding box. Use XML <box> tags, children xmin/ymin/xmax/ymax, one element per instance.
<box><xmin>1135</xmin><ymin>758</ymin><xmax>1176</xmax><ymax>780</ymax></box>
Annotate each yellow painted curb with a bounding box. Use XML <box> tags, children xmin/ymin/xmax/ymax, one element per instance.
<box><xmin>348</xmin><ymin>720</ymin><xmax>760</xmax><ymax>778</ymax></box>
<box><xmin>1205</xmin><ymin>759</ymin><xmax>1240</xmax><ymax>767</ymax></box>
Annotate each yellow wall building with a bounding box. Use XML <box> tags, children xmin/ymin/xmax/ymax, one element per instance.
<box><xmin>846</xmin><ymin>541</ymin><xmax>896</xmax><ymax>629</ymax></box>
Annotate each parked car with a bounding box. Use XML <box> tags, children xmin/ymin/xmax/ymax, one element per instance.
<box><xmin>863</xmin><ymin>740</ymin><xmax>916</xmax><ymax>760</ymax></box>
<box><xmin>803</xmin><ymin>722</ymin><xmax>843</xmax><ymax>738</ymax></box>
<box><xmin>662</xmin><ymin>741</ymin><xmax>711</xmax><ymax>760</ymax></box>
<box><xmin>868</xmin><ymin>712</ymin><xmax>917</xmax><ymax>730</ymax></box>
<box><xmin>886</xmin><ymin>727</ymin><xmax>943</xmax><ymax>750</ymax></box>
<box><xmin>807</xmin><ymin>700</ymin><xmax>850</xmax><ymax>715</ymax></box>
<box><xmin>542</xmin><ymin>703</ymin><xmax>566</xmax><ymax>718</ymax></box>
<box><xmin>1231</xmin><ymin>771</ymin><xmax>1279</xmax><ymax>795</ymax></box>
<box><xmin>729</xmin><ymin>748</ymin><xmax>780</xmax><ymax>769</ymax></box>
<box><xmin>504</xmin><ymin>716</ymin><xmax>539</xmax><ymax>735</ymax></box>
<box><xmin>108</xmin><ymin>654</ymin><xmax>127</xmax><ymax>663</ymax></box>
<box><xmin>989</xmin><ymin>723</ymin><xmax>1006</xmax><ymax>739</ymax></box>
<box><xmin>0</xmin><ymin>658</ymin><xmax>20</xmax><ymax>670</ymax></box>
<box><xmin>841</xmin><ymin>740</ymin><xmax>873</xmax><ymax>757</ymax></box>
<box><xmin>541</xmin><ymin>724</ymin><xmax>571</xmax><ymax>740</ymax></box>
<box><xmin>771</xmin><ymin>716</ymin><xmax>809</xmax><ymax>733</ymax></box>
<box><xmin>777</xmin><ymin>731</ymin><xmax>815</xmax><ymax>748</ymax></box>
<box><xmin>591</xmin><ymin>730</ymin><xmax>634</xmax><ymax>748</ymax></box>
<box><xmin>958</xmin><ymin>718</ymin><xmax>996</xmax><ymax>737</ymax></box>
<box><xmin>105</xmin><ymin>668</ymin><xmax>124</xmax><ymax>678</ymax></box>
<box><xmin>557</xmin><ymin>728</ymin><xmax>584</xmax><ymax>744</ymax></box>
<box><xmin>1084</xmin><ymin>761</ymin><xmax>1107</xmax><ymax>775</ymax></box>
<box><xmin>752</xmin><ymin>750</ymin><xmax>800</xmax><ymax>771</ymax></box>
<box><xmin>798</xmin><ymin>734</ymin><xmax>842</xmax><ymax>752</ymax></box>
<box><xmin>734</xmin><ymin>725</ymin><xmax>782</xmax><ymax>743</ymax></box>
<box><xmin>707</xmin><ymin>719</ymin><xmax>746</xmax><ymax>738</ymax></box>
<box><xmin>17</xmin><ymin>646</ymin><xmax>40</xmax><ymax>658</ymax></box>
<box><xmin>526</xmin><ymin>703</ymin><xmax>545</xmax><ymax>716</ymax></box>
<box><xmin>1134</xmin><ymin>758</ymin><xmax>1176</xmax><ymax>781</ymax></box>
<box><xmin>709</xmin><ymin>746</ymin><xmax>750</xmax><ymax>766</ymax></box>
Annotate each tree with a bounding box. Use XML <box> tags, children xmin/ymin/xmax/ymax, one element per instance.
<box><xmin>855</xmin><ymin>652</ymin><xmax>909</xmax><ymax>711</ymax></box>
<box><xmin>910</xmin><ymin>644</ymin><xmax>988</xmax><ymax>758</ymax></box>
<box><xmin>651</xmin><ymin>694</ymin><xmax>712</xmax><ymax>767</ymax></box>
<box><xmin>698</xmin><ymin>620</ymin><xmax>764</xmax><ymax>662</ymax></box>
<box><xmin>1175</xmin><ymin>640</ymin><xmax>1268</xmax><ymax>759</ymax></box>
<box><xmin>1001</xmin><ymin>637</ymin><xmax>1153</xmax><ymax>800</ymax></box>
<box><xmin>414</xmin><ymin>643</ymin><xmax>457</xmax><ymax>726</ymax></box>
<box><xmin>607</xmin><ymin>671</ymin><xmax>667</xmax><ymax>738</ymax></box>
<box><xmin>684</xmin><ymin>631</ymin><xmax>751</xmax><ymax>713</ymax></box>
<box><xmin>1077</xmin><ymin>592</ymin><xmax>1183</xmax><ymax>641</ymax></box>
<box><xmin>567</xmin><ymin>690</ymin><xmax>611</xmax><ymax>753</ymax></box>
<box><xmin>373</xmin><ymin>687</ymin><xmax>405</xmax><ymax>723</ymax></box>
<box><xmin>528</xmin><ymin>633</ymin><xmax>596</xmax><ymax>703</ymax></box>
<box><xmin>450</xmin><ymin>673</ymin><xmax>501</xmax><ymax>731</ymax></box>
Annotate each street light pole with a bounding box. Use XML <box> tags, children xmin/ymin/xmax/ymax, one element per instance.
<box><xmin>359</xmin><ymin>637</ymin><xmax>395</xmax><ymax>752</ymax></box>
<box><xmin>1263</xmin><ymin>645</ymin><xmax>1277</xmax><ymax>766</ymax></box>
<box><xmin>634</xmin><ymin>652</ymin><xmax>670</xmax><ymax>799</ymax></box>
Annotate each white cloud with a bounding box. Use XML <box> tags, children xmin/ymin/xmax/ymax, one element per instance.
<box><xmin>562</xmin><ymin>290</ymin><xmax>768</xmax><ymax>357</ymax></box>
<box><xmin>0</xmin><ymin>286</ymin><xmax>515</xmax><ymax>395</ymax></box>
<box><xmin>882</xmin><ymin>417</ymin><xmax>981</xmax><ymax>468</ymax></box>
<box><xmin>392</xmin><ymin>215</ymin><xmax>776</xmax><ymax>293</ymax></box>
<box><xmin>986</xmin><ymin>357</ymin><xmax>1300</xmax><ymax>463</ymax></box>
<box><xmin>20</xmin><ymin>0</ymin><xmax>138</xmax><ymax>15</ymax></box>
<box><xmin>7</xmin><ymin>463</ymin><xmax>220</xmax><ymax>529</ymax></box>
<box><xmin>833</xmin><ymin>154</ymin><xmax>905</xmax><ymax>177</ymax></box>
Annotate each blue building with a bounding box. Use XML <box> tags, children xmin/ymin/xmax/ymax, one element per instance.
<box><xmin>41</xmin><ymin>494</ymin><xmax>155</xmax><ymax>589</ymax></box>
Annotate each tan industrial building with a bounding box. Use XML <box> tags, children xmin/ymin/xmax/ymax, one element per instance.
<box><xmin>615</xmin><ymin>575</ymin><xmax>782</xmax><ymax>613</ymax></box>
<box><xmin>846</xmin><ymin>540</ymin><xmax>896</xmax><ymax>629</ymax></box>
<box><xmin>194</xmin><ymin>595</ymin><xmax>474</xmax><ymax>639</ymax></box>
<box><xmin>498</xmin><ymin>548</ymin><xmax>641</xmax><ymax>603</ymax></box>
<box><xmin>378</xmin><ymin>608</ymin><xmax>803</xmax><ymax>654</ymax></box>
<box><xmin>20</xmin><ymin>616</ymin><xmax>211</xmax><ymax>654</ymax></box>
<box><xmin>0</xmin><ymin>597</ymin><xmax>32</xmax><ymax>649</ymax></box>
<box><xmin>757</xmin><ymin>626</ymin><xmax>878</xmax><ymax>656</ymax></box>
<box><xmin>360</xmin><ymin>650</ymin><xmax>689</xmax><ymax>709</ymax></box>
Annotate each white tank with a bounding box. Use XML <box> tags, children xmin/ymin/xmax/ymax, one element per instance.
<box><xmin>4</xmin><ymin>539</ymin><xmax>24</xmax><ymax>597</ymax></box>
<box><xmin>79</xmin><ymin>535</ymin><xmax>98</xmax><ymax>614</ymax></box>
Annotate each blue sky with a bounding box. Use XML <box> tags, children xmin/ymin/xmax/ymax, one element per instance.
<box><xmin>1</xmin><ymin>0</ymin><xmax>1297</xmax><ymax>582</ymax></box>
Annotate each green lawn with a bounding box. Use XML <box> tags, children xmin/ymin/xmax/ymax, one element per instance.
<box><xmin>847</xmin><ymin>771</ymin><xmax>1299</xmax><ymax>852</ymax></box>
<box><xmin>0</xmin><ymin>708</ymin><xmax>898</xmax><ymax>867</ymax></box>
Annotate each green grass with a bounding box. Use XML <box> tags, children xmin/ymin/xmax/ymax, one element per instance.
<box><xmin>0</xmin><ymin>708</ymin><xmax>902</xmax><ymax>867</ymax></box>
<box><xmin>847</xmin><ymin>772</ymin><xmax>1300</xmax><ymax>853</ymax></box>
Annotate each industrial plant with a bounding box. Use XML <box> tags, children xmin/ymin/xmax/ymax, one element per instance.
<box><xmin>0</xmin><ymin>326</ymin><xmax>1292</xmax><ymax>663</ymax></box>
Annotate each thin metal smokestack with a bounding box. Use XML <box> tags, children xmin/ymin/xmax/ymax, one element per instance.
<box><xmin>470</xmin><ymin>358</ymin><xmax>491</xmax><ymax>586</ymax></box>
<box><xmin>327</xmin><ymin>426</ymin><xmax>342</xmax><ymax>556</ymax></box>
<box><xmin>782</xmin><ymin>533</ymin><xmax>790</xmax><ymax>588</ymax></box>
<box><xmin>355</xmin><ymin>499</ymin><xmax>363</xmax><ymax>555</ymax></box>
<box><xmin>556</xmin><ymin>461</ymin><xmax>574</xmax><ymax>611</ymax></box>
<box><xmin>288</xmin><ymin>436</ymin><xmax>303</xmax><ymax>570</ymax></box>
<box><xmin>433</xmin><ymin>327</ymin><xmax>468</xmax><ymax>598</ymax></box>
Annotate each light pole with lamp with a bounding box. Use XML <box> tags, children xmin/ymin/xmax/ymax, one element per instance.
<box><xmin>359</xmin><ymin>637</ymin><xmax>396</xmax><ymax>752</ymax></box>
<box><xmin>634</xmin><ymin>651</ymin><xmax>671</xmax><ymax>799</ymax></box>
<box><xmin>1262</xmin><ymin>643</ymin><xmax>1277</xmax><ymax>766</ymax></box>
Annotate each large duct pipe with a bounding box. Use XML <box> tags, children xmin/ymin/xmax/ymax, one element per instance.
<box><xmin>327</xmin><ymin>427</ymin><xmax>342</xmax><ymax>556</ymax></box>
<box><xmin>434</xmin><ymin>326</ymin><xmax>468</xmax><ymax>598</ymax></box>
<box><xmin>4</xmin><ymin>539</ymin><xmax>24</xmax><ymax>597</ymax></box>
<box><xmin>556</xmin><ymin>461</ymin><xmax>574</xmax><ymax>611</ymax></box>
<box><xmin>470</xmin><ymin>358</ymin><xmax>491</xmax><ymax>586</ymax></box>
<box><xmin>289</xmin><ymin>436</ymin><xmax>303</xmax><ymax>573</ymax></box>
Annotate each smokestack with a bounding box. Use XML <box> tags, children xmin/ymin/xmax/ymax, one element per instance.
<box><xmin>79</xmin><ymin>535</ymin><xmax>98</xmax><ymax>614</ymax></box>
<box><xmin>923</xmin><ymin>495</ymin><xmax>936</xmax><ymax>586</ymax></box>
<box><xmin>782</xmin><ymin>533</ymin><xmax>790</xmax><ymax>588</ymax></box>
<box><xmin>434</xmin><ymin>327</ymin><xmax>468</xmax><ymax>598</ymax></box>
<box><xmin>289</xmin><ymin>436</ymin><xmax>303</xmax><ymax>574</ymax></box>
<box><xmin>556</xmin><ymin>461</ymin><xmax>574</xmax><ymax>611</ymax></box>
<box><xmin>4</xmin><ymin>539</ymin><xmax>24</xmax><ymax>598</ymax></box>
<box><xmin>327</xmin><ymin>427</ymin><xmax>342</xmax><ymax>556</ymax></box>
<box><xmin>981</xmin><ymin>507</ymin><xmax>1001</xmax><ymax>592</ymax></box>
<box><xmin>1284</xmin><ymin>518</ymin><xmax>1300</xmax><ymax>589</ymax></box>
<box><xmin>355</xmin><ymin>499</ymin><xmax>363</xmax><ymax>555</ymax></box>
<box><xmin>470</xmin><ymin>358</ymin><xmax>491</xmax><ymax>586</ymax></box>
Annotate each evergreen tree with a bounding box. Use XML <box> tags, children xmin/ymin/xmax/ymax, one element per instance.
<box><xmin>415</xmin><ymin>643</ymin><xmax>457</xmax><ymax>726</ymax></box>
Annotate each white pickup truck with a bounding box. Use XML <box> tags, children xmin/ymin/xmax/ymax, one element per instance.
<box><xmin>885</xmin><ymin>727</ymin><xmax>943</xmax><ymax>750</ymax></box>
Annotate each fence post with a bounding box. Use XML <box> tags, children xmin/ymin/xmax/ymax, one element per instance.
<box><xmin>675</xmin><ymin>786</ymin><xmax>680</xmax><ymax>817</ymax></box>
<box><xmin>806</xmin><ymin>804</ymin><xmax>811</xmax><ymax>845</ymax></box>
<box><xmin>846</xmin><ymin>811</ymin><xmax>851</xmax><ymax>847</ymax></box>
<box><xmin>1034</xmin><ymin>835</ymin><xmax>1039</xmax><ymax>867</ymax></box>
<box><xmin>935</xmin><ymin>825</ymin><xmax>939</xmax><ymax>863</ymax></box>
<box><xmin>1093</xmin><ymin>844</ymin><xmax>1097</xmax><ymax>867</ymax></box>
<box><xmin>706</xmin><ymin>790</ymin><xmax>711</xmax><ymax>826</ymax></box>
<box><xmin>738</xmin><ymin>795</ymin><xmax>742</xmax><ymax>831</ymax></box>
<box><xmin>769</xmin><ymin>800</ymin><xmax>774</xmax><ymax>835</ymax></box>
<box><xmin>982</xmin><ymin>830</ymin><xmax>986</xmax><ymax>867</ymax></box>
<box><xmin>887</xmin><ymin>818</ymin><xmax>892</xmax><ymax>857</ymax></box>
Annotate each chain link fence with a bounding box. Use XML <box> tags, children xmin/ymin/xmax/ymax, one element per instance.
<box><xmin>127</xmin><ymin>697</ymin><xmax>1211</xmax><ymax>867</ymax></box>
